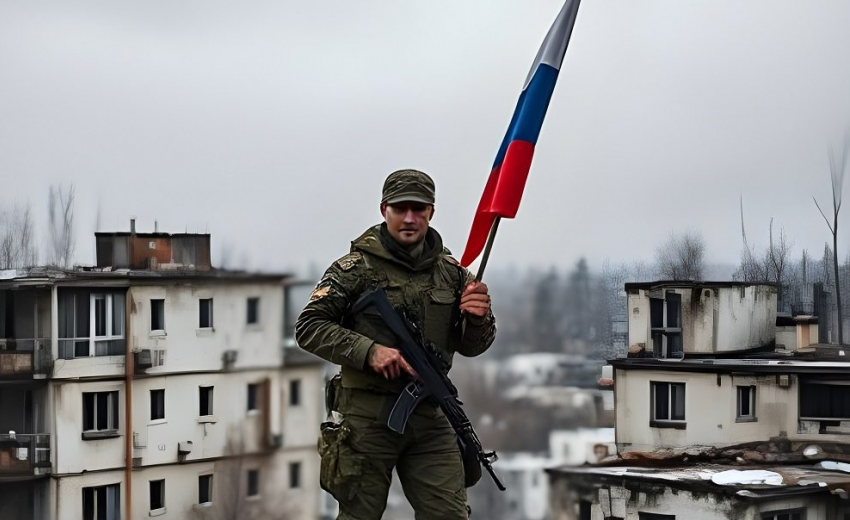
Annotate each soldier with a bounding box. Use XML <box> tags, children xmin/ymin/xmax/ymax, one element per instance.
<box><xmin>295</xmin><ymin>169</ymin><xmax>496</xmax><ymax>519</ymax></box>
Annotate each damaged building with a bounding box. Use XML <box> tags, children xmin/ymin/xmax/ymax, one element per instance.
<box><xmin>548</xmin><ymin>281</ymin><xmax>850</xmax><ymax>520</ymax></box>
<box><xmin>0</xmin><ymin>221</ymin><xmax>318</xmax><ymax>520</ymax></box>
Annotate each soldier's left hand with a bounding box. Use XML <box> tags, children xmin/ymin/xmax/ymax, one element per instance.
<box><xmin>460</xmin><ymin>281</ymin><xmax>490</xmax><ymax>317</ymax></box>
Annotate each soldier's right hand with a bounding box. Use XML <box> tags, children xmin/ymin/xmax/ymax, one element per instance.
<box><xmin>368</xmin><ymin>344</ymin><xmax>417</xmax><ymax>380</ymax></box>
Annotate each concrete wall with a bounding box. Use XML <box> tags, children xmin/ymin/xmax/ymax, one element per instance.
<box><xmin>714</xmin><ymin>285</ymin><xmax>776</xmax><ymax>352</ymax></box>
<box><xmin>51</xmin><ymin>380</ymin><xmax>126</xmax><ymax>475</ymax></box>
<box><xmin>129</xmin><ymin>282</ymin><xmax>283</xmax><ymax>374</ymax></box>
<box><xmin>549</xmin><ymin>476</ymin><xmax>843</xmax><ymax>520</ymax></box>
<box><xmin>281</xmin><ymin>359</ymin><xmax>336</xmax><ymax>519</ymax></box>
<box><xmin>627</xmin><ymin>285</ymin><xmax>776</xmax><ymax>355</ymax></box>
<box><xmin>616</xmin><ymin>368</ymin><xmax>850</xmax><ymax>452</ymax></box>
<box><xmin>131</xmin><ymin>370</ymin><xmax>282</xmax><ymax>466</ymax></box>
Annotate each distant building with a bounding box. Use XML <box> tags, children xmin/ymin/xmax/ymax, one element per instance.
<box><xmin>548</xmin><ymin>280</ymin><xmax>850</xmax><ymax>520</ymax></box>
<box><xmin>0</xmin><ymin>222</ymin><xmax>292</xmax><ymax>520</ymax></box>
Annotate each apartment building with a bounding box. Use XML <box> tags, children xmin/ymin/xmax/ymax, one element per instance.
<box><xmin>0</xmin><ymin>224</ymin><xmax>291</xmax><ymax>520</ymax></box>
<box><xmin>548</xmin><ymin>281</ymin><xmax>850</xmax><ymax>520</ymax></box>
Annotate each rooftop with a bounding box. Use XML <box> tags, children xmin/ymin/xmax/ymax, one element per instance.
<box><xmin>0</xmin><ymin>266</ymin><xmax>290</xmax><ymax>287</ymax></box>
<box><xmin>548</xmin><ymin>462</ymin><xmax>850</xmax><ymax>500</ymax></box>
<box><xmin>610</xmin><ymin>353</ymin><xmax>850</xmax><ymax>374</ymax></box>
<box><xmin>624</xmin><ymin>280</ymin><xmax>778</xmax><ymax>291</ymax></box>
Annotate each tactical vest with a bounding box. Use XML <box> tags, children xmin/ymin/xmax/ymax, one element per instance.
<box><xmin>342</xmin><ymin>251</ymin><xmax>464</xmax><ymax>393</ymax></box>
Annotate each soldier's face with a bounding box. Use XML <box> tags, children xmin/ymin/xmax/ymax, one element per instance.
<box><xmin>381</xmin><ymin>202</ymin><xmax>434</xmax><ymax>247</ymax></box>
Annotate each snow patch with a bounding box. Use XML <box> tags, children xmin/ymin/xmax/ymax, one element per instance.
<box><xmin>711</xmin><ymin>470</ymin><xmax>783</xmax><ymax>486</ymax></box>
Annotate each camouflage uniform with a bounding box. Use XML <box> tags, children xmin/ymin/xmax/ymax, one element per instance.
<box><xmin>296</xmin><ymin>223</ymin><xmax>496</xmax><ymax>520</ymax></box>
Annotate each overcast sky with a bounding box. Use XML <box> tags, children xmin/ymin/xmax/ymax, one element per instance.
<box><xmin>2</xmin><ymin>0</ymin><xmax>849</xmax><ymax>276</ymax></box>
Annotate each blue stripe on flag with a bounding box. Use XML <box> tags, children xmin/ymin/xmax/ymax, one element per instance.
<box><xmin>492</xmin><ymin>64</ymin><xmax>560</xmax><ymax>168</ymax></box>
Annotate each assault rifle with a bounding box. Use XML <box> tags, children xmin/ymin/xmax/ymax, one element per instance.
<box><xmin>352</xmin><ymin>287</ymin><xmax>505</xmax><ymax>491</ymax></box>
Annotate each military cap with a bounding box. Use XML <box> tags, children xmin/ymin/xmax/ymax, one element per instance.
<box><xmin>381</xmin><ymin>169</ymin><xmax>436</xmax><ymax>205</ymax></box>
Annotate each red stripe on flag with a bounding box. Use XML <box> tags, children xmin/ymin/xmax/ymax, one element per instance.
<box><xmin>488</xmin><ymin>140</ymin><xmax>535</xmax><ymax>218</ymax></box>
<box><xmin>460</xmin><ymin>140</ymin><xmax>536</xmax><ymax>267</ymax></box>
<box><xmin>460</xmin><ymin>165</ymin><xmax>501</xmax><ymax>267</ymax></box>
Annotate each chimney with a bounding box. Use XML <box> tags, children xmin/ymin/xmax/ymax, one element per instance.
<box><xmin>154</xmin><ymin>220</ymin><xmax>158</xmax><ymax>233</ymax></box>
<box><xmin>130</xmin><ymin>218</ymin><xmax>136</xmax><ymax>235</ymax></box>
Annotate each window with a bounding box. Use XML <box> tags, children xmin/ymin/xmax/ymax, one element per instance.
<box><xmin>151</xmin><ymin>299</ymin><xmax>165</xmax><ymax>331</ymax></box>
<box><xmin>289</xmin><ymin>462</ymin><xmax>301</xmax><ymax>489</ymax></box>
<box><xmin>150</xmin><ymin>389</ymin><xmax>165</xmax><ymax>421</ymax></box>
<box><xmin>83</xmin><ymin>391</ymin><xmax>119</xmax><ymax>434</ymax></box>
<box><xmin>289</xmin><ymin>379</ymin><xmax>301</xmax><ymax>407</ymax></box>
<box><xmin>761</xmin><ymin>509</ymin><xmax>804</xmax><ymax>520</ymax></box>
<box><xmin>247</xmin><ymin>384</ymin><xmax>259</xmax><ymax>412</ymax></box>
<box><xmin>737</xmin><ymin>386</ymin><xmax>756</xmax><ymax>422</ymax></box>
<box><xmin>59</xmin><ymin>291</ymin><xmax>125</xmax><ymax>359</ymax></box>
<box><xmin>650</xmin><ymin>292</ymin><xmax>682</xmax><ymax>358</ymax></box>
<box><xmin>247</xmin><ymin>297</ymin><xmax>260</xmax><ymax>325</ymax></box>
<box><xmin>247</xmin><ymin>469</ymin><xmax>260</xmax><ymax>497</ymax></box>
<box><xmin>800</xmin><ymin>381</ymin><xmax>850</xmax><ymax>420</ymax></box>
<box><xmin>149</xmin><ymin>479</ymin><xmax>165</xmax><ymax>511</ymax></box>
<box><xmin>199</xmin><ymin>298</ymin><xmax>213</xmax><ymax>328</ymax></box>
<box><xmin>651</xmin><ymin>382</ymin><xmax>685</xmax><ymax>427</ymax></box>
<box><xmin>199</xmin><ymin>386</ymin><xmax>214</xmax><ymax>416</ymax></box>
<box><xmin>639</xmin><ymin>514</ymin><xmax>675</xmax><ymax>520</ymax></box>
<box><xmin>82</xmin><ymin>483</ymin><xmax>120</xmax><ymax>520</ymax></box>
<box><xmin>199</xmin><ymin>475</ymin><xmax>213</xmax><ymax>504</ymax></box>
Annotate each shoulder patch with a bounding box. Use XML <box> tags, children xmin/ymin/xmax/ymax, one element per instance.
<box><xmin>336</xmin><ymin>252</ymin><xmax>363</xmax><ymax>272</ymax></box>
<box><xmin>309</xmin><ymin>286</ymin><xmax>331</xmax><ymax>301</ymax></box>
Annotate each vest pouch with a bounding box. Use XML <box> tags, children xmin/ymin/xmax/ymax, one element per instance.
<box><xmin>318</xmin><ymin>421</ymin><xmax>368</xmax><ymax>502</ymax></box>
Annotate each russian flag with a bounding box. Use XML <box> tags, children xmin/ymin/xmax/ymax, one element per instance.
<box><xmin>461</xmin><ymin>0</ymin><xmax>582</xmax><ymax>268</ymax></box>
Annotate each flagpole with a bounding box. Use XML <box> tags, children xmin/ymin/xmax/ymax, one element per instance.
<box><xmin>475</xmin><ymin>217</ymin><xmax>501</xmax><ymax>282</ymax></box>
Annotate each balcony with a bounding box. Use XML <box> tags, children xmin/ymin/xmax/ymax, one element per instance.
<box><xmin>58</xmin><ymin>338</ymin><xmax>126</xmax><ymax>359</ymax></box>
<box><xmin>0</xmin><ymin>433</ymin><xmax>51</xmax><ymax>477</ymax></box>
<box><xmin>0</xmin><ymin>339</ymin><xmax>53</xmax><ymax>379</ymax></box>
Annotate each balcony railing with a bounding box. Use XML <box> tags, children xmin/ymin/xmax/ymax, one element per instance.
<box><xmin>0</xmin><ymin>339</ymin><xmax>53</xmax><ymax>377</ymax></box>
<box><xmin>58</xmin><ymin>338</ymin><xmax>126</xmax><ymax>359</ymax></box>
<box><xmin>0</xmin><ymin>433</ymin><xmax>51</xmax><ymax>476</ymax></box>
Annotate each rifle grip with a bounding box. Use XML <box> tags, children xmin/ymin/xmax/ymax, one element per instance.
<box><xmin>387</xmin><ymin>381</ymin><xmax>427</xmax><ymax>434</ymax></box>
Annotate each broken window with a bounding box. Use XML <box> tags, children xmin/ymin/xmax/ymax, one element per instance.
<box><xmin>289</xmin><ymin>379</ymin><xmax>301</xmax><ymax>407</ymax></box>
<box><xmin>651</xmin><ymin>382</ymin><xmax>685</xmax><ymax>426</ymax></box>
<box><xmin>247</xmin><ymin>297</ymin><xmax>260</xmax><ymax>325</ymax></box>
<box><xmin>82</xmin><ymin>483</ymin><xmax>120</xmax><ymax>520</ymax></box>
<box><xmin>149</xmin><ymin>479</ymin><xmax>165</xmax><ymax>511</ymax></box>
<box><xmin>247</xmin><ymin>469</ymin><xmax>260</xmax><ymax>497</ymax></box>
<box><xmin>800</xmin><ymin>381</ymin><xmax>850</xmax><ymax>420</ymax></box>
<box><xmin>151</xmin><ymin>299</ymin><xmax>165</xmax><ymax>331</ymax></box>
<box><xmin>289</xmin><ymin>461</ymin><xmax>301</xmax><ymax>489</ymax></box>
<box><xmin>649</xmin><ymin>292</ymin><xmax>682</xmax><ymax>358</ymax></box>
<box><xmin>199</xmin><ymin>474</ymin><xmax>213</xmax><ymax>504</ymax></box>
<box><xmin>199</xmin><ymin>386</ymin><xmax>214</xmax><ymax>416</ymax></box>
<box><xmin>737</xmin><ymin>386</ymin><xmax>757</xmax><ymax>422</ymax></box>
<box><xmin>199</xmin><ymin>298</ymin><xmax>213</xmax><ymax>328</ymax></box>
<box><xmin>150</xmin><ymin>389</ymin><xmax>165</xmax><ymax>421</ymax></box>
<box><xmin>247</xmin><ymin>383</ymin><xmax>259</xmax><ymax>412</ymax></box>
<box><xmin>83</xmin><ymin>391</ymin><xmax>119</xmax><ymax>433</ymax></box>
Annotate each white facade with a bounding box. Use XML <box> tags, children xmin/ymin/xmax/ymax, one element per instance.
<box><xmin>2</xmin><ymin>270</ymin><xmax>291</xmax><ymax>520</ymax></box>
<box><xmin>627</xmin><ymin>283</ymin><xmax>777</xmax><ymax>356</ymax></box>
<box><xmin>614</xmin><ymin>363</ymin><xmax>850</xmax><ymax>453</ymax></box>
<box><xmin>280</xmin><ymin>350</ymin><xmax>337</xmax><ymax>520</ymax></box>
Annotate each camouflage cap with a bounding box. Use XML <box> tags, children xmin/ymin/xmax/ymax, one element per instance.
<box><xmin>381</xmin><ymin>169</ymin><xmax>436</xmax><ymax>205</ymax></box>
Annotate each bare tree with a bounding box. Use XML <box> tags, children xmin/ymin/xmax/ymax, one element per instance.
<box><xmin>654</xmin><ymin>230</ymin><xmax>705</xmax><ymax>281</ymax></box>
<box><xmin>0</xmin><ymin>203</ymin><xmax>38</xmax><ymax>269</ymax></box>
<box><xmin>814</xmin><ymin>130</ymin><xmax>850</xmax><ymax>344</ymax></box>
<box><xmin>48</xmin><ymin>184</ymin><xmax>76</xmax><ymax>268</ymax></box>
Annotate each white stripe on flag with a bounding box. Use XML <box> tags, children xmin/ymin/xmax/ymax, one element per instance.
<box><xmin>523</xmin><ymin>0</ymin><xmax>581</xmax><ymax>90</ymax></box>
